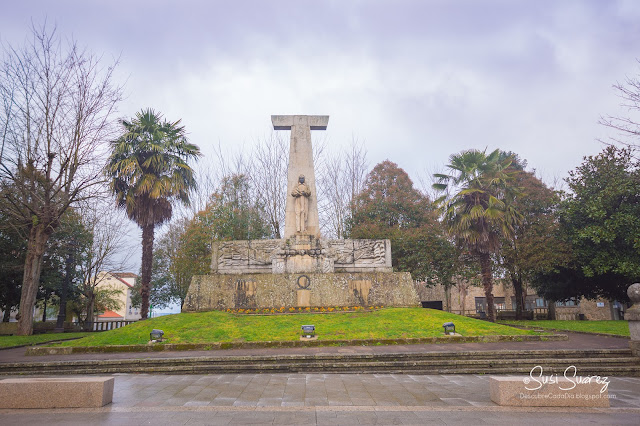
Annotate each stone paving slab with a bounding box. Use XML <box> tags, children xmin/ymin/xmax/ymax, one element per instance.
<box><xmin>0</xmin><ymin>373</ymin><xmax>638</xmax><ymax>425</ymax></box>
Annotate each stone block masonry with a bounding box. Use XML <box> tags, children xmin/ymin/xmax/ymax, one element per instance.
<box><xmin>490</xmin><ymin>376</ymin><xmax>610</xmax><ymax>407</ymax></box>
<box><xmin>183</xmin><ymin>272</ymin><xmax>419</xmax><ymax>311</ymax></box>
<box><xmin>0</xmin><ymin>377</ymin><xmax>114</xmax><ymax>408</ymax></box>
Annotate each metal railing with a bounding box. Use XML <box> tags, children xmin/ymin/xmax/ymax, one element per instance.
<box><xmin>72</xmin><ymin>320</ymin><xmax>136</xmax><ymax>332</ymax></box>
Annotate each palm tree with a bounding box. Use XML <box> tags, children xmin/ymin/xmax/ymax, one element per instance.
<box><xmin>433</xmin><ymin>149</ymin><xmax>520</xmax><ymax>322</ymax></box>
<box><xmin>106</xmin><ymin>109</ymin><xmax>201</xmax><ymax>319</ymax></box>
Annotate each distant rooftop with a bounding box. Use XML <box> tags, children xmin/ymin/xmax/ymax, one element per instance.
<box><xmin>113</xmin><ymin>272</ymin><xmax>138</xmax><ymax>279</ymax></box>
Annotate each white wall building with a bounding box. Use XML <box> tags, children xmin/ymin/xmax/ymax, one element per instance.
<box><xmin>95</xmin><ymin>272</ymin><xmax>141</xmax><ymax>322</ymax></box>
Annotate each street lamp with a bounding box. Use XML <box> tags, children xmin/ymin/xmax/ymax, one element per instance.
<box><xmin>301</xmin><ymin>325</ymin><xmax>315</xmax><ymax>339</ymax></box>
<box><xmin>443</xmin><ymin>322</ymin><xmax>456</xmax><ymax>335</ymax></box>
<box><xmin>150</xmin><ymin>329</ymin><xmax>164</xmax><ymax>342</ymax></box>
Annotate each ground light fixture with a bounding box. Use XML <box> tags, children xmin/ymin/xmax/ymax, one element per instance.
<box><xmin>150</xmin><ymin>329</ymin><xmax>164</xmax><ymax>341</ymax></box>
<box><xmin>443</xmin><ymin>322</ymin><xmax>455</xmax><ymax>335</ymax></box>
<box><xmin>301</xmin><ymin>325</ymin><xmax>315</xmax><ymax>338</ymax></box>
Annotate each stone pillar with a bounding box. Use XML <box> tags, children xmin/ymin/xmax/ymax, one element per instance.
<box><xmin>627</xmin><ymin>283</ymin><xmax>640</xmax><ymax>357</ymax></box>
<box><xmin>272</xmin><ymin>115</ymin><xmax>328</xmax><ymax>239</ymax></box>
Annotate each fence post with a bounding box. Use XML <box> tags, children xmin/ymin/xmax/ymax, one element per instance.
<box><xmin>627</xmin><ymin>283</ymin><xmax>640</xmax><ymax>357</ymax></box>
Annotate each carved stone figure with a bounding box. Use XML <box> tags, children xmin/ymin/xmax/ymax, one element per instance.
<box><xmin>291</xmin><ymin>174</ymin><xmax>311</xmax><ymax>233</ymax></box>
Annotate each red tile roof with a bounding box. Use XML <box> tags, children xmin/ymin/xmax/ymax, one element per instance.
<box><xmin>98</xmin><ymin>310</ymin><xmax>123</xmax><ymax>319</ymax></box>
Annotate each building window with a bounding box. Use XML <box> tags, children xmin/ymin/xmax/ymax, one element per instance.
<box><xmin>475</xmin><ymin>297</ymin><xmax>486</xmax><ymax>313</ymax></box>
<box><xmin>511</xmin><ymin>296</ymin><xmax>547</xmax><ymax>310</ymax></box>
<box><xmin>494</xmin><ymin>297</ymin><xmax>506</xmax><ymax>311</ymax></box>
<box><xmin>556</xmin><ymin>298</ymin><xmax>579</xmax><ymax>307</ymax></box>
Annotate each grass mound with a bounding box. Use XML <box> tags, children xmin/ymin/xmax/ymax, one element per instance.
<box><xmin>0</xmin><ymin>332</ymin><xmax>91</xmax><ymax>349</ymax></box>
<box><xmin>53</xmin><ymin>308</ymin><xmax>539</xmax><ymax>347</ymax></box>
<box><xmin>500</xmin><ymin>320</ymin><xmax>630</xmax><ymax>337</ymax></box>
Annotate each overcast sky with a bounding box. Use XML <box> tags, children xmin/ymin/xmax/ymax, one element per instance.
<box><xmin>3</xmin><ymin>0</ymin><xmax>638</xmax><ymax>183</ymax></box>
<box><xmin>2</xmin><ymin>1</ymin><xmax>639</xmax><ymax>299</ymax></box>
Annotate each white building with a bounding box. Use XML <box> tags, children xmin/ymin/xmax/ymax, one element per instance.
<box><xmin>95</xmin><ymin>272</ymin><xmax>141</xmax><ymax>322</ymax></box>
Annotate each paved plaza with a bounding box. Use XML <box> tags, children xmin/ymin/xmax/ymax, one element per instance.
<box><xmin>0</xmin><ymin>373</ymin><xmax>639</xmax><ymax>425</ymax></box>
<box><xmin>1</xmin><ymin>333</ymin><xmax>638</xmax><ymax>424</ymax></box>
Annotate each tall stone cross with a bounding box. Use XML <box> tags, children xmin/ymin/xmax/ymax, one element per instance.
<box><xmin>272</xmin><ymin>115</ymin><xmax>329</xmax><ymax>239</ymax></box>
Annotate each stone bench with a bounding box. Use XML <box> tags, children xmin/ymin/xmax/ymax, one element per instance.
<box><xmin>490</xmin><ymin>376</ymin><xmax>610</xmax><ymax>407</ymax></box>
<box><xmin>0</xmin><ymin>377</ymin><xmax>114</xmax><ymax>408</ymax></box>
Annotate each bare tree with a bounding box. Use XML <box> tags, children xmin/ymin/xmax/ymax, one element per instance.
<box><xmin>0</xmin><ymin>23</ymin><xmax>122</xmax><ymax>334</ymax></box>
<box><xmin>318</xmin><ymin>137</ymin><xmax>368</xmax><ymax>238</ymax></box>
<box><xmin>600</xmin><ymin>64</ymin><xmax>640</xmax><ymax>150</ymax></box>
<box><xmin>74</xmin><ymin>201</ymin><xmax>133</xmax><ymax>327</ymax></box>
<box><xmin>182</xmin><ymin>160</ymin><xmax>220</xmax><ymax>216</ymax></box>
<box><xmin>209</xmin><ymin>133</ymin><xmax>289</xmax><ymax>239</ymax></box>
<box><xmin>248</xmin><ymin>133</ymin><xmax>288</xmax><ymax>238</ymax></box>
<box><xmin>192</xmin><ymin>131</ymin><xmax>357</xmax><ymax>240</ymax></box>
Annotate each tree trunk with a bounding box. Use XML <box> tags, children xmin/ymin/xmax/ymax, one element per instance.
<box><xmin>140</xmin><ymin>223</ymin><xmax>155</xmax><ymax>319</ymax></box>
<box><xmin>17</xmin><ymin>224</ymin><xmax>52</xmax><ymax>335</ymax></box>
<box><xmin>56</xmin><ymin>250</ymin><xmax>74</xmax><ymax>332</ymax></box>
<box><xmin>444</xmin><ymin>285</ymin><xmax>451</xmax><ymax>312</ymax></box>
<box><xmin>479</xmin><ymin>253</ymin><xmax>495</xmax><ymax>322</ymax></box>
<box><xmin>548</xmin><ymin>301</ymin><xmax>556</xmax><ymax>320</ymax></box>
<box><xmin>460</xmin><ymin>283</ymin><xmax>467</xmax><ymax>316</ymax></box>
<box><xmin>512</xmin><ymin>276</ymin><xmax>524</xmax><ymax>320</ymax></box>
<box><xmin>42</xmin><ymin>298</ymin><xmax>47</xmax><ymax>322</ymax></box>
<box><xmin>84</xmin><ymin>293</ymin><xmax>95</xmax><ymax>331</ymax></box>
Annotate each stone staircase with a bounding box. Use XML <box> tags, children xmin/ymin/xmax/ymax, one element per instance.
<box><xmin>1</xmin><ymin>348</ymin><xmax>638</xmax><ymax>376</ymax></box>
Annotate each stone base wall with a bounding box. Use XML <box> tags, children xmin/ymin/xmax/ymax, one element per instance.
<box><xmin>182</xmin><ymin>272</ymin><xmax>420</xmax><ymax>312</ymax></box>
<box><xmin>413</xmin><ymin>281</ymin><xmax>618</xmax><ymax>320</ymax></box>
<box><xmin>576</xmin><ymin>299</ymin><xmax>613</xmax><ymax>320</ymax></box>
<box><xmin>554</xmin><ymin>306</ymin><xmax>580</xmax><ymax>321</ymax></box>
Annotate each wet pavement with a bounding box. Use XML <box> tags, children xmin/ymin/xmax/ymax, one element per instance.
<box><xmin>0</xmin><ymin>373</ymin><xmax>639</xmax><ymax>425</ymax></box>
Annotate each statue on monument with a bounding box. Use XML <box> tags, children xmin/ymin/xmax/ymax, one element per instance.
<box><xmin>291</xmin><ymin>174</ymin><xmax>311</xmax><ymax>233</ymax></box>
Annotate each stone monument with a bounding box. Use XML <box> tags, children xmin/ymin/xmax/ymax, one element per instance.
<box><xmin>626</xmin><ymin>283</ymin><xmax>640</xmax><ymax>357</ymax></box>
<box><xmin>182</xmin><ymin>115</ymin><xmax>419</xmax><ymax>311</ymax></box>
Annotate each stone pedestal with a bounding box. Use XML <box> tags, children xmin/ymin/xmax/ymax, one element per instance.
<box><xmin>184</xmin><ymin>272</ymin><xmax>419</xmax><ymax>311</ymax></box>
<box><xmin>626</xmin><ymin>283</ymin><xmax>640</xmax><ymax>357</ymax></box>
<box><xmin>0</xmin><ymin>377</ymin><xmax>114</xmax><ymax>408</ymax></box>
<box><xmin>489</xmin><ymin>376</ymin><xmax>609</xmax><ymax>407</ymax></box>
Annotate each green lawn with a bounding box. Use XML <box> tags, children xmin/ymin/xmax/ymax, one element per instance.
<box><xmin>500</xmin><ymin>320</ymin><xmax>630</xmax><ymax>337</ymax></box>
<box><xmin>53</xmin><ymin>308</ymin><xmax>540</xmax><ymax>347</ymax></box>
<box><xmin>0</xmin><ymin>332</ymin><xmax>92</xmax><ymax>349</ymax></box>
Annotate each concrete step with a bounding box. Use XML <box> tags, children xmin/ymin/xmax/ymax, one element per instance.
<box><xmin>2</xmin><ymin>349</ymin><xmax>637</xmax><ymax>376</ymax></box>
<box><xmin>3</xmin><ymin>363</ymin><xmax>639</xmax><ymax>376</ymax></box>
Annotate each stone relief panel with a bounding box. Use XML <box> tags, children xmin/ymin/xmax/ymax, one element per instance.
<box><xmin>353</xmin><ymin>240</ymin><xmax>387</xmax><ymax>266</ymax></box>
<box><xmin>327</xmin><ymin>239</ymin><xmax>391</xmax><ymax>271</ymax></box>
<box><xmin>327</xmin><ymin>240</ymin><xmax>354</xmax><ymax>264</ymax></box>
<box><xmin>213</xmin><ymin>240</ymin><xmax>283</xmax><ymax>274</ymax></box>
<box><xmin>216</xmin><ymin>241</ymin><xmax>249</xmax><ymax>270</ymax></box>
<box><xmin>211</xmin><ymin>238</ymin><xmax>390</xmax><ymax>274</ymax></box>
<box><xmin>248</xmin><ymin>240</ymin><xmax>282</xmax><ymax>265</ymax></box>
